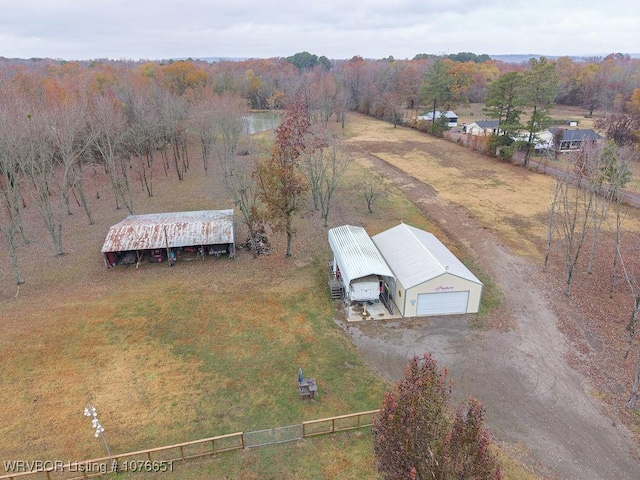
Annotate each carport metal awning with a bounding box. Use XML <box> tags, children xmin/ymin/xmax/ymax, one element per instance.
<box><xmin>328</xmin><ymin>225</ymin><xmax>394</xmax><ymax>288</ymax></box>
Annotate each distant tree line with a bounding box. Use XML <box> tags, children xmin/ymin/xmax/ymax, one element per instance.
<box><xmin>1</xmin><ymin>51</ymin><xmax>640</xmax><ymax>285</ymax></box>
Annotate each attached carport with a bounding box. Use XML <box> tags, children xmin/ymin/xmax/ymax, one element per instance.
<box><xmin>372</xmin><ymin>223</ymin><xmax>482</xmax><ymax>317</ymax></box>
<box><xmin>328</xmin><ymin>225</ymin><xmax>395</xmax><ymax>308</ymax></box>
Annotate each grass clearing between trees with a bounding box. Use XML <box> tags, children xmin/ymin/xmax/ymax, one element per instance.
<box><xmin>0</xmin><ymin>112</ymin><xmax>575</xmax><ymax>479</ymax></box>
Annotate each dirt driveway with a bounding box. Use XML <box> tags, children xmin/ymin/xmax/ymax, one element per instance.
<box><xmin>339</xmin><ymin>153</ymin><xmax>640</xmax><ymax>479</ymax></box>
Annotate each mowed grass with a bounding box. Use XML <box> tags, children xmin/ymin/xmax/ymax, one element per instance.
<box><xmin>345</xmin><ymin>110</ymin><xmax>640</xmax><ymax>259</ymax></box>
<box><xmin>138</xmin><ymin>432</ymin><xmax>377</xmax><ymax>479</ymax></box>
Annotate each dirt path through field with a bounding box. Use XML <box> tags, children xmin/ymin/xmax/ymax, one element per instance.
<box><xmin>339</xmin><ymin>149</ymin><xmax>640</xmax><ymax>479</ymax></box>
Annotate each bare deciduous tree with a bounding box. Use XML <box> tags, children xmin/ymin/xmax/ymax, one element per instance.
<box><xmin>607</xmin><ymin>146</ymin><xmax>635</xmax><ymax>297</ymax></box>
<box><xmin>300</xmin><ymin>135</ymin><xmax>351</xmax><ymax>227</ymax></box>
<box><xmin>543</xmin><ymin>179</ymin><xmax>563</xmax><ymax>271</ymax></box>
<box><xmin>21</xmin><ymin>92</ymin><xmax>94</xmax><ymax>256</ymax></box>
<box><xmin>615</xmin><ymin>233</ymin><xmax>640</xmax><ymax>408</ymax></box>
<box><xmin>91</xmin><ymin>90</ymin><xmax>134</xmax><ymax>213</ymax></box>
<box><xmin>211</xmin><ymin>92</ymin><xmax>248</xmax><ymax>169</ymax></box>
<box><xmin>121</xmin><ymin>75</ymin><xmax>164</xmax><ymax>197</ymax></box>
<box><xmin>158</xmin><ymin>90</ymin><xmax>189</xmax><ymax>181</ymax></box>
<box><xmin>556</xmin><ymin>170</ymin><xmax>593</xmax><ymax>296</ymax></box>
<box><xmin>220</xmin><ymin>153</ymin><xmax>263</xmax><ymax>258</ymax></box>
<box><xmin>188</xmin><ymin>88</ymin><xmax>217</xmax><ymax>174</ymax></box>
<box><xmin>358</xmin><ymin>173</ymin><xmax>388</xmax><ymax>214</ymax></box>
<box><xmin>0</xmin><ymin>107</ymin><xmax>28</xmax><ymax>284</ymax></box>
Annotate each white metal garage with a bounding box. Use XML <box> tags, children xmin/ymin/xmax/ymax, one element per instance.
<box><xmin>372</xmin><ymin>223</ymin><xmax>482</xmax><ymax>317</ymax></box>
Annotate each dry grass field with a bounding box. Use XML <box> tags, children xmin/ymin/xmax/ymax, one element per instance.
<box><xmin>2</xmin><ymin>109</ymin><xmax>638</xmax><ymax>479</ymax></box>
<box><xmin>0</xmin><ymin>130</ymin><xmax>406</xmax><ymax>478</ymax></box>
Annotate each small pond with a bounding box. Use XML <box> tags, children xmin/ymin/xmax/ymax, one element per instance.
<box><xmin>243</xmin><ymin>111</ymin><xmax>281</xmax><ymax>134</ymax></box>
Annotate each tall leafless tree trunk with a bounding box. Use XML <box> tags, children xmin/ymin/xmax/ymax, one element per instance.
<box><xmin>221</xmin><ymin>154</ymin><xmax>262</xmax><ymax>258</ymax></box>
<box><xmin>543</xmin><ymin>179</ymin><xmax>563</xmax><ymax>271</ymax></box>
<box><xmin>300</xmin><ymin>137</ymin><xmax>351</xmax><ymax>227</ymax></box>
<box><xmin>557</xmin><ymin>173</ymin><xmax>594</xmax><ymax>296</ymax></box>
<box><xmin>610</xmin><ymin>196</ymin><xmax>626</xmax><ymax>298</ymax></box>
<box><xmin>91</xmin><ymin>91</ymin><xmax>134</xmax><ymax>213</ymax></box>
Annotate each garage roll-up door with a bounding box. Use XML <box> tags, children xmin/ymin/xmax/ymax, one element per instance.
<box><xmin>416</xmin><ymin>291</ymin><xmax>469</xmax><ymax>316</ymax></box>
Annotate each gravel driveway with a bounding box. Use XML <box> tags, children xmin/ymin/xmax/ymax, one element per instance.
<box><xmin>339</xmin><ymin>154</ymin><xmax>640</xmax><ymax>479</ymax></box>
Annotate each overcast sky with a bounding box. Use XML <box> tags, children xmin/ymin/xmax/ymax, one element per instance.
<box><xmin>1</xmin><ymin>0</ymin><xmax>637</xmax><ymax>61</ymax></box>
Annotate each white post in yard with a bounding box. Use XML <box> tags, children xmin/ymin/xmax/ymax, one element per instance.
<box><xmin>84</xmin><ymin>404</ymin><xmax>116</xmax><ymax>472</ymax></box>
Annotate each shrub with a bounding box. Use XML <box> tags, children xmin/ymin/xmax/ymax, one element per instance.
<box><xmin>372</xmin><ymin>354</ymin><xmax>502</xmax><ymax>480</ymax></box>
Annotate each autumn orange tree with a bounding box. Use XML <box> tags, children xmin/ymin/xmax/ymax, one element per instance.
<box><xmin>256</xmin><ymin>94</ymin><xmax>314</xmax><ymax>257</ymax></box>
<box><xmin>373</xmin><ymin>354</ymin><xmax>502</xmax><ymax>480</ymax></box>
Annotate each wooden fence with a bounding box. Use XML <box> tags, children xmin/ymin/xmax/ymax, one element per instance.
<box><xmin>302</xmin><ymin>410</ymin><xmax>379</xmax><ymax>437</ymax></box>
<box><xmin>0</xmin><ymin>410</ymin><xmax>380</xmax><ymax>480</ymax></box>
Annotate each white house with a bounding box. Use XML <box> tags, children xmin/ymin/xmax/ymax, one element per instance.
<box><xmin>549</xmin><ymin>127</ymin><xmax>603</xmax><ymax>152</ymax></box>
<box><xmin>512</xmin><ymin>130</ymin><xmax>554</xmax><ymax>152</ymax></box>
<box><xmin>417</xmin><ymin>110</ymin><xmax>458</xmax><ymax>127</ymax></box>
<box><xmin>464</xmin><ymin>120</ymin><xmax>500</xmax><ymax>135</ymax></box>
<box><xmin>372</xmin><ymin>224</ymin><xmax>483</xmax><ymax>317</ymax></box>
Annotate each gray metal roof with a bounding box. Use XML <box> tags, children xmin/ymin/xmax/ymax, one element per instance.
<box><xmin>328</xmin><ymin>225</ymin><xmax>394</xmax><ymax>288</ymax></box>
<box><xmin>419</xmin><ymin>110</ymin><xmax>458</xmax><ymax>121</ymax></box>
<box><xmin>549</xmin><ymin>127</ymin><xmax>602</xmax><ymax>141</ymax></box>
<box><xmin>101</xmin><ymin>209</ymin><xmax>234</xmax><ymax>253</ymax></box>
<box><xmin>474</xmin><ymin>120</ymin><xmax>500</xmax><ymax>129</ymax></box>
<box><xmin>372</xmin><ymin>223</ymin><xmax>481</xmax><ymax>289</ymax></box>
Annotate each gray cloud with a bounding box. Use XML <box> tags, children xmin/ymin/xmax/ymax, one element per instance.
<box><xmin>0</xmin><ymin>0</ymin><xmax>637</xmax><ymax>60</ymax></box>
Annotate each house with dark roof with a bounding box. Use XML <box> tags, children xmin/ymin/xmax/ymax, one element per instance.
<box><xmin>549</xmin><ymin>128</ymin><xmax>602</xmax><ymax>152</ymax></box>
<box><xmin>464</xmin><ymin>120</ymin><xmax>501</xmax><ymax>135</ymax></box>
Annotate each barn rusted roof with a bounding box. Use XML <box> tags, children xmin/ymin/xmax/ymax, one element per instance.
<box><xmin>101</xmin><ymin>210</ymin><xmax>234</xmax><ymax>253</ymax></box>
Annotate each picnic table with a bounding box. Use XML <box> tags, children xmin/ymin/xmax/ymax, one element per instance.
<box><xmin>298</xmin><ymin>377</ymin><xmax>318</xmax><ymax>399</ymax></box>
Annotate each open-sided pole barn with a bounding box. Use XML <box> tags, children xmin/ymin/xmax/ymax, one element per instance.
<box><xmin>101</xmin><ymin>209</ymin><xmax>235</xmax><ymax>267</ymax></box>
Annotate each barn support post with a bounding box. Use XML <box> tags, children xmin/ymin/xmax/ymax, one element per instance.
<box><xmin>163</xmin><ymin>226</ymin><xmax>173</xmax><ymax>267</ymax></box>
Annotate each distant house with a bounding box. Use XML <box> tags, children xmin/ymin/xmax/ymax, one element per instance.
<box><xmin>464</xmin><ymin>120</ymin><xmax>500</xmax><ymax>135</ymax></box>
<box><xmin>549</xmin><ymin>128</ymin><xmax>602</xmax><ymax>152</ymax></box>
<box><xmin>511</xmin><ymin>130</ymin><xmax>554</xmax><ymax>153</ymax></box>
<box><xmin>417</xmin><ymin>110</ymin><xmax>458</xmax><ymax>127</ymax></box>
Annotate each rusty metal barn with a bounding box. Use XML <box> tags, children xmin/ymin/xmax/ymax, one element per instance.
<box><xmin>101</xmin><ymin>209</ymin><xmax>235</xmax><ymax>268</ymax></box>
